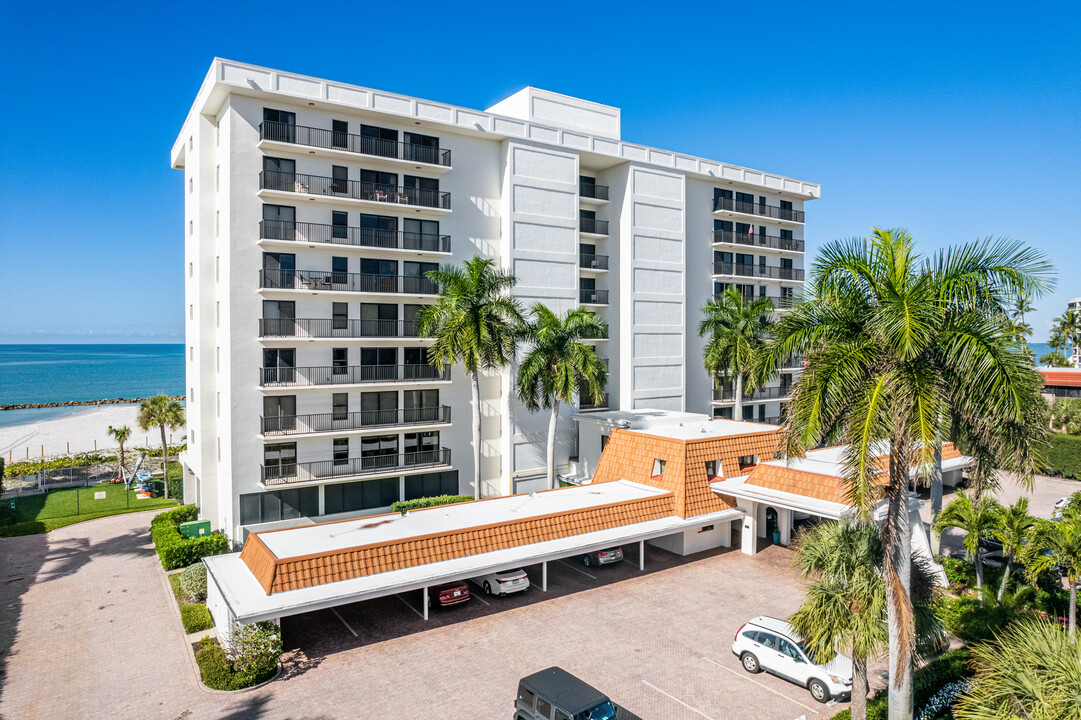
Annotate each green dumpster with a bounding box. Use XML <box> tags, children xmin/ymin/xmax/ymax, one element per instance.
<box><xmin>179</xmin><ymin>519</ymin><xmax>212</xmax><ymax>539</ymax></box>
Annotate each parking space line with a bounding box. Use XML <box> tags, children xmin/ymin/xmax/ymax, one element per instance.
<box><xmin>556</xmin><ymin>559</ymin><xmax>597</xmax><ymax>580</ymax></box>
<box><xmin>330</xmin><ymin>607</ymin><xmax>357</xmax><ymax>637</ymax></box>
<box><xmin>700</xmin><ymin>656</ymin><xmax>819</xmax><ymax>714</ymax></box>
<box><xmin>641</xmin><ymin>680</ymin><xmax>716</xmax><ymax>720</ymax></box>
<box><xmin>394</xmin><ymin>593</ymin><xmax>425</xmax><ymax>620</ymax></box>
<box><xmin>471</xmin><ymin>591</ymin><xmax>489</xmax><ymax>606</ymax></box>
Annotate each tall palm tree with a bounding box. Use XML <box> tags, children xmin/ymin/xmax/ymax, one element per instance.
<box><xmin>1026</xmin><ymin>507</ymin><xmax>1081</xmax><ymax>639</ymax></box>
<box><xmin>137</xmin><ymin>394</ymin><xmax>185</xmax><ymax>499</ymax></box>
<box><xmin>1053</xmin><ymin>308</ymin><xmax>1081</xmax><ymax>365</ymax></box>
<box><xmin>418</xmin><ymin>256</ymin><xmax>523</xmax><ymax>500</ymax></box>
<box><xmin>107</xmin><ymin>424</ymin><xmax>131</xmax><ymax>480</ymax></box>
<box><xmin>789</xmin><ymin>520</ymin><xmax>941</xmax><ymax>720</ymax></box>
<box><xmin>515</xmin><ymin>304</ymin><xmax>608</xmax><ymax>490</ymax></box>
<box><xmin>990</xmin><ymin>497</ymin><xmax>1036</xmax><ymax>602</ymax></box>
<box><xmin>763</xmin><ymin>229</ymin><xmax>1051</xmax><ymax>719</ymax></box>
<box><xmin>699</xmin><ymin>287</ymin><xmax>776</xmax><ymax>421</ymax></box>
<box><xmin>933</xmin><ymin>491</ymin><xmax>1001</xmax><ymax>590</ymax></box>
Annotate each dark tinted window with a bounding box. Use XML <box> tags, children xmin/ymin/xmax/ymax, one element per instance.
<box><xmin>517</xmin><ymin>685</ymin><xmax>536</xmax><ymax>708</ymax></box>
<box><xmin>240</xmin><ymin>488</ymin><xmax>317</xmax><ymax>525</ymax></box>
<box><xmin>404</xmin><ymin>471</ymin><xmax>459</xmax><ymax>500</ymax></box>
<box><xmin>536</xmin><ymin>698</ymin><xmax>553</xmax><ymax>718</ymax></box>
<box><xmin>755</xmin><ymin>631</ymin><xmax>778</xmax><ymax>650</ymax></box>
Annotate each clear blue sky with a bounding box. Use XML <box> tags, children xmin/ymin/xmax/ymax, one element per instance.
<box><xmin>1</xmin><ymin>0</ymin><xmax>1078</xmax><ymax>344</ymax></box>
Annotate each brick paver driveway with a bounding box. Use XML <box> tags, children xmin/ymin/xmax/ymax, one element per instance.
<box><xmin>1</xmin><ymin>510</ymin><xmax>870</xmax><ymax>719</ymax></box>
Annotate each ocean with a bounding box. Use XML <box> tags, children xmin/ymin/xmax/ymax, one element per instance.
<box><xmin>0</xmin><ymin>344</ymin><xmax>185</xmax><ymax>408</ymax></box>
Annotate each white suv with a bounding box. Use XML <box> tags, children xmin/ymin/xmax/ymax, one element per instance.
<box><xmin>732</xmin><ymin>616</ymin><xmax>853</xmax><ymax>703</ymax></box>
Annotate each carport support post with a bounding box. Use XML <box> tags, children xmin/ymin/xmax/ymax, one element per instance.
<box><xmin>542</xmin><ymin>561</ymin><xmax>547</xmax><ymax>591</ymax></box>
<box><xmin>639</xmin><ymin>540</ymin><xmax>645</xmax><ymax>570</ymax></box>
<box><xmin>422</xmin><ymin>586</ymin><xmax>428</xmax><ymax>621</ymax></box>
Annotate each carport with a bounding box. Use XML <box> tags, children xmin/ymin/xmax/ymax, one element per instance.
<box><xmin>204</xmin><ymin>480</ymin><xmax>744</xmax><ymax>642</ymax></box>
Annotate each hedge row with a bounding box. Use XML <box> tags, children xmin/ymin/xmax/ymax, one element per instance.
<box><xmin>195</xmin><ymin>637</ymin><xmax>276</xmax><ymax>691</ymax></box>
<box><xmin>390</xmin><ymin>495</ymin><xmax>474</xmax><ymax>514</ymax></box>
<box><xmin>829</xmin><ymin>649</ymin><xmax>970</xmax><ymax>720</ymax></box>
<box><xmin>180</xmin><ymin>603</ymin><xmax>213</xmax><ymax>633</ymax></box>
<box><xmin>150</xmin><ymin>505</ymin><xmax>227</xmax><ymax>570</ymax></box>
<box><xmin>1045</xmin><ymin>433</ymin><xmax>1081</xmax><ymax>480</ymax></box>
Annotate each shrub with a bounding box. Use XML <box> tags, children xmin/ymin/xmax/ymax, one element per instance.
<box><xmin>150</xmin><ymin>505</ymin><xmax>227</xmax><ymax>570</ymax></box>
<box><xmin>5</xmin><ymin>451</ymin><xmax>116</xmax><ymax>478</ymax></box>
<box><xmin>935</xmin><ymin>595</ymin><xmax>1015</xmax><ymax>643</ymax></box>
<box><xmin>180</xmin><ymin>603</ymin><xmax>213</xmax><ymax>633</ymax></box>
<box><xmin>179</xmin><ymin>562</ymin><xmax>207</xmax><ymax>601</ymax></box>
<box><xmin>390</xmin><ymin>495</ymin><xmax>475</xmax><ymax>514</ymax></box>
<box><xmin>828</xmin><ymin>649</ymin><xmax>971</xmax><ymax>720</ymax></box>
<box><xmin>1045</xmin><ymin>433</ymin><xmax>1081</xmax><ymax>480</ymax></box>
<box><xmin>195</xmin><ymin>637</ymin><xmax>275</xmax><ymax>691</ymax></box>
<box><xmin>227</xmin><ymin>621</ymin><xmax>283</xmax><ymax>678</ymax></box>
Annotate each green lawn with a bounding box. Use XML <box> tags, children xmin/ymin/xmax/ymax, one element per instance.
<box><xmin>0</xmin><ymin>464</ymin><xmax>182</xmax><ymax>538</ymax></box>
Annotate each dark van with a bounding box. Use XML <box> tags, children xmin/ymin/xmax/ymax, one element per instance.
<box><xmin>514</xmin><ymin>667</ymin><xmax>618</xmax><ymax>720</ymax></box>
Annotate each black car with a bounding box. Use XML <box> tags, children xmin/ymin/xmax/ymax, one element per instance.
<box><xmin>515</xmin><ymin>667</ymin><xmax>618</xmax><ymax>720</ymax></box>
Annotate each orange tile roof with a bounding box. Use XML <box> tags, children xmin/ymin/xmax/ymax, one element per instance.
<box><xmin>241</xmin><ymin>491</ymin><xmax>675</xmax><ymax>594</ymax></box>
<box><xmin>1039</xmin><ymin>369</ymin><xmax>1081</xmax><ymax>388</ymax></box>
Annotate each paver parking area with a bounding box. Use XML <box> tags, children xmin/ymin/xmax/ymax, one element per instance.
<box><xmin>0</xmin><ymin>510</ymin><xmax>850</xmax><ymax>719</ymax></box>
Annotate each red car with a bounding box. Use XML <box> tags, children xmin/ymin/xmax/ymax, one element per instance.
<box><xmin>428</xmin><ymin>581</ymin><xmax>471</xmax><ymax>608</ymax></box>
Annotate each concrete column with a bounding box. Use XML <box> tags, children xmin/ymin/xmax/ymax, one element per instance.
<box><xmin>779</xmin><ymin>508</ymin><xmax>793</xmax><ymax>546</ymax></box>
<box><xmin>741</xmin><ymin>504</ymin><xmax>758</xmax><ymax>555</ymax></box>
<box><xmin>639</xmin><ymin>539</ymin><xmax>645</xmax><ymax>570</ymax></box>
<box><xmin>422</xmin><ymin>587</ymin><xmax>428</xmax><ymax>621</ymax></box>
<box><xmin>542</xmin><ymin>561</ymin><xmax>547</xmax><ymax>592</ymax></box>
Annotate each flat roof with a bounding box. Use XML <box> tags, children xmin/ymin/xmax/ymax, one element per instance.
<box><xmin>258</xmin><ymin>480</ymin><xmax>667</xmax><ymax>559</ymax></box>
<box><xmin>760</xmin><ymin>443</ymin><xmax>972</xmax><ymax>478</ymax></box>
<box><xmin>573</xmin><ymin>409</ymin><xmax>709</xmax><ymax>430</ymax></box>
<box><xmin>710</xmin><ymin>475</ymin><xmax>851</xmax><ymax>519</ymax></box>
<box><xmin>632</xmin><ymin>418</ymin><xmax>779</xmax><ymax>442</ymax></box>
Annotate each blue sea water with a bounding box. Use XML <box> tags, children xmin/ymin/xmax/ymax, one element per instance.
<box><xmin>0</xmin><ymin>344</ymin><xmax>184</xmax><ymax>407</ymax></box>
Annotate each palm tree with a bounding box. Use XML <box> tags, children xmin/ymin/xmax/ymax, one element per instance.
<box><xmin>789</xmin><ymin>520</ymin><xmax>941</xmax><ymax>720</ymax></box>
<box><xmin>1026</xmin><ymin>507</ymin><xmax>1081</xmax><ymax>639</ymax></box>
<box><xmin>698</xmin><ymin>287</ymin><xmax>776</xmax><ymax>421</ymax></box>
<box><xmin>515</xmin><ymin>304</ymin><xmax>608</xmax><ymax>490</ymax></box>
<box><xmin>137</xmin><ymin>394</ymin><xmax>185</xmax><ymax>499</ymax></box>
<box><xmin>763</xmin><ymin>229</ymin><xmax>1051</xmax><ymax>719</ymax></box>
<box><xmin>107</xmin><ymin>425</ymin><xmax>131</xmax><ymax>480</ymax></box>
<box><xmin>934</xmin><ymin>492</ymin><xmax>1001</xmax><ymax>589</ymax></box>
<box><xmin>418</xmin><ymin>256</ymin><xmax>523</xmax><ymax>500</ymax></box>
<box><xmin>954</xmin><ymin>617</ymin><xmax>1081</xmax><ymax>719</ymax></box>
<box><xmin>1009</xmin><ymin>291</ymin><xmax>1035</xmax><ymax>348</ymax></box>
<box><xmin>1053</xmin><ymin>308</ymin><xmax>1081</xmax><ymax>365</ymax></box>
<box><xmin>990</xmin><ymin>497</ymin><xmax>1036</xmax><ymax>602</ymax></box>
<box><xmin>1040</xmin><ymin>350</ymin><xmax>1072</xmax><ymax>368</ymax></box>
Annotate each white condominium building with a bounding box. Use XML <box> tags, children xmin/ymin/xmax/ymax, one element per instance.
<box><xmin>172</xmin><ymin>59</ymin><xmax>818</xmax><ymax>543</ymax></box>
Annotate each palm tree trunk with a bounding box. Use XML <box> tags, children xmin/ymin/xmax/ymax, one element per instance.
<box><xmin>471</xmin><ymin>372</ymin><xmax>482</xmax><ymax>501</ymax></box>
<box><xmin>852</xmin><ymin>654</ymin><xmax>869</xmax><ymax>720</ymax></box>
<box><xmin>997</xmin><ymin>561</ymin><xmax>1011</xmax><ymax>603</ymax></box>
<box><xmin>118</xmin><ymin>442</ymin><xmax>126</xmax><ymax>481</ymax></box>
<box><xmin>1070</xmin><ymin>581</ymin><xmax>1077</xmax><ymax>640</ymax></box>
<box><xmin>733</xmin><ymin>374</ymin><xmax>743</xmax><ymax>421</ymax></box>
<box><xmin>886</xmin><ymin>437</ymin><xmax>914</xmax><ymax>720</ymax></box>
<box><xmin>159</xmin><ymin>424</ymin><xmax>169</xmax><ymax>499</ymax></box>
<box><xmin>930</xmin><ymin>441</ymin><xmax>942</xmax><ymax>555</ymax></box>
<box><xmin>975</xmin><ymin>553</ymin><xmax>984</xmax><ymax>590</ymax></box>
<box><xmin>546</xmin><ymin>401</ymin><xmax>560</xmax><ymax>490</ymax></box>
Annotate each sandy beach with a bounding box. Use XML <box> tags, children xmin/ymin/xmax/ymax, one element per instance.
<box><xmin>0</xmin><ymin>405</ymin><xmax>184</xmax><ymax>461</ymax></box>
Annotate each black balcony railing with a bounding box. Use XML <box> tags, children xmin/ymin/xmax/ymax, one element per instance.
<box><xmin>259</xmin><ymin>220</ymin><xmax>451</xmax><ymax>253</ymax></box>
<box><xmin>580</xmin><ymin>288</ymin><xmax>609</xmax><ymax>305</ymax></box>
<box><xmin>580</xmin><ymin>253</ymin><xmax>609</xmax><ymax>271</ymax></box>
<box><xmin>261</xmin><ymin>448</ymin><xmax>452</xmax><ymax>486</ymax></box>
<box><xmin>260</xmin><ymin>120</ymin><xmax>452</xmax><ymax>167</ymax></box>
<box><xmin>579</xmin><ymin>181</ymin><xmax>610</xmax><ymax>201</ymax></box>
<box><xmin>580</xmin><ymin>218</ymin><xmax>609</xmax><ymax>235</ymax></box>
<box><xmin>579</xmin><ymin>393</ymin><xmax>610</xmax><ymax>411</ymax></box>
<box><xmin>260</xmin><ymin>171</ymin><xmax>451</xmax><ymax>210</ymax></box>
<box><xmin>261</xmin><ymin>405</ymin><xmax>451</xmax><ymax>436</ymax></box>
<box><xmin>259</xmin><ymin>318</ymin><xmax>424</xmax><ymax>339</ymax></box>
<box><xmin>712</xmin><ymin>263</ymin><xmax>805</xmax><ymax>281</ymax></box>
<box><xmin>712</xmin><ymin>197</ymin><xmax>805</xmax><ymax>223</ymax></box>
<box><xmin>259</xmin><ymin>269</ymin><xmax>439</xmax><ymax>295</ymax></box>
<box><xmin>711</xmin><ymin>230</ymin><xmax>805</xmax><ymax>252</ymax></box>
<box><xmin>713</xmin><ymin>386</ymin><xmax>789</xmax><ymax>402</ymax></box>
<box><xmin>260</xmin><ymin>364</ymin><xmax>450</xmax><ymax>387</ymax></box>
<box><xmin>713</xmin><ymin>293</ymin><xmax>798</xmax><ymax>310</ymax></box>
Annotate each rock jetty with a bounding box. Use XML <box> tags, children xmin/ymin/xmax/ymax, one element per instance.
<box><xmin>0</xmin><ymin>396</ymin><xmax>186</xmax><ymax>412</ymax></box>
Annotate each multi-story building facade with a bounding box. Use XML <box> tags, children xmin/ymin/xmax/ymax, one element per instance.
<box><xmin>172</xmin><ymin>59</ymin><xmax>818</xmax><ymax>543</ymax></box>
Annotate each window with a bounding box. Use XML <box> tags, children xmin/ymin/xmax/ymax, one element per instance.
<box><xmin>362</xmin><ymin>348</ymin><xmax>397</xmax><ymax>381</ymax></box>
<box><xmin>262</xmin><ymin>108</ymin><xmax>296</xmax><ymax>142</ymax></box>
<box><xmin>652</xmin><ymin>459</ymin><xmax>666</xmax><ymax>477</ymax></box>
<box><xmin>517</xmin><ymin>686</ymin><xmax>536</xmax><ymax>709</ymax></box>
<box><xmin>360</xmin><ymin>213</ymin><xmax>397</xmax><ymax>248</ymax></box>
<box><xmin>404</xmin><ymin>471</ymin><xmax>459</xmax><ymax>500</ymax></box>
<box><xmin>262</xmin><ymin>157</ymin><xmax>295</xmax><ymax>191</ymax></box>
<box><xmin>361</xmin><ymin>303</ymin><xmax>398</xmax><ymax>337</ymax></box>
<box><xmin>403</xmin><ymin>132</ymin><xmax>440</xmax><ymax>164</ymax></box>
<box><xmin>404</xmin><ymin>389</ymin><xmax>438</xmax><ymax>423</ymax></box>
<box><xmin>332</xmin><ymin>119</ymin><xmax>348</xmax><ymax>149</ymax></box>
<box><xmin>780</xmin><ymin>199</ymin><xmax>793</xmax><ymax>211</ymax></box>
<box><xmin>361</xmin><ymin>391</ymin><xmax>397</xmax><ymax>426</ymax></box>
<box><xmin>735</xmin><ymin>191</ymin><xmax>754</xmax><ymax>209</ymax></box>
<box><xmin>332</xmin><ymin>302</ymin><xmax>348</xmax><ymax>330</ymax></box>
<box><xmin>332</xmin><ymin>165</ymin><xmax>348</xmax><ymax>194</ymax></box>
<box><xmin>262</xmin><ymin>443</ymin><xmax>297</xmax><ymax>482</ymax></box>
<box><xmin>738</xmin><ymin>454</ymin><xmax>757</xmax><ymax>468</ymax></box>
<box><xmin>403</xmin><ymin>304</ymin><xmax>424</xmax><ymax>337</ymax></box>
<box><xmin>404</xmin><ymin>261</ymin><xmax>437</xmax><ymax>293</ymax></box>
<box><xmin>714</xmin><ymin>188</ymin><xmax>733</xmax><ymax>201</ymax></box>
<box><xmin>332</xmin><ymin>256</ymin><xmax>348</xmax><ymax>285</ymax></box>
<box><xmin>332</xmin><ymin>393</ymin><xmax>349</xmax><ymax>421</ymax></box>
<box><xmin>263</xmin><ymin>348</ymin><xmax>296</xmax><ymax>384</ymax></box>
<box><xmin>601</xmin><ymin>434</ymin><xmax>609</xmax><ymax>452</ymax></box>
<box><xmin>360</xmin><ymin>169</ymin><xmax>397</xmax><ymax>189</ymax></box>
<box><xmin>756</xmin><ymin>631</ymin><xmax>778</xmax><ymax>650</ymax></box>
<box><xmin>262</xmin><ymin>204</ymin><xmax>296</xmax><ymax>240</ymax></box>
<box><xmin>536</xmin><ymin>698</ymin><xmax>553</xmax><ymax>718</ymax></box>
<box><xmin>361</xmin><ymin>258</ymin><xmax>398</xmax><ymax>292</ymax></box>
<box><xmin>332</xmin><ymin>347</ymin><xmax>348</xmax><ymax>375</ymax></box>
<box><xmin>403</xmin><ymin>175</ymin><xmax>438</xmax><ymax>203</ymax></box>
<box><xmin>332</xmin><ymin>211</ymin><xmax>348</xmax><ymax>240</ymax></box>
<box><xmin>779</xmin><ymin>638</ymin><xmax>803</xmax><ymax>661</ymax></box>
<box><xmin>360</xmin><ymin>124</ymin><xmax>398</xmax><ymax>158</ymax></box>
<box><xmin>324</xmin><ymin>477</ymin><xmax>400</xmax><ymax>514</ymax></box>
<box><xmin>263</xmin><ymin>395</ymin><xmax>297</xmax><ymax>433</ymax></box>
<box><xmin>698</xmin><ymin>525</ymin><xmax>715</xmax><ymax>533</ymax></box>
<box><xmin>404</xmin><ymin>431</ymin><xmax>439</xmax><ymax>460</ymax></box>
<box><xmin>333</xmin><ymin>438</ymin><xmax>349</xmax><ymax>465</ymax></box>
<box><xmin>705</xmin><ymin>460</ymin><xmax>721</xmax><ymax>478</ymax></box>
<box><xmin>239</xmin><ymin>487</ymin><xmax>317</xmax><ymax>525</ymax></box>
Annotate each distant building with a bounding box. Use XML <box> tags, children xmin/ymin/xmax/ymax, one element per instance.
<box><xmin>1038</xmin><ymin>368</ymin><xmax>1081</xmax><ymax>399</ymax></box>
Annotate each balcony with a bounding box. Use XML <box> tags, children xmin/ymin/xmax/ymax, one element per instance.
<box><xmin>579</xmin><ymin>253</ymin><xmax>609</xmax><ymax>271</ymax></box>
<box><xmin>580</xmin><ymin>288</ymin><xmax>609</xmax><ymax>305</ymax></box>
<box><xmin>261</xmin><ymin>405</ymin><xmax>451</xmax><ymax>436</ymax></box>
<box><xmin>712</xmin><ymin>263</ymin><xmax>805</xmax><ymax>281</ymax></box>
<box><xmin>579</xmin><ymin>181</ymin><xmax>610</xmax><ymax>201</ymax></box>
<box><xmin>259</xmin><ymin>269</ymin><xmax>439</xmax><ymax>295</ymax></box>
<box><xmin>259</xmin><ymin>171</ymin><xmax>451</xmax><ymax>210</ymax></box>
<box><xmin>579</xmin><ymin>393</ymin><xmax>610</xmax><ymax>411</ymax></box>
<box><xmin>260</xmin><ymin>364</ymin><xmax>450</xmax><ymax>388</ymax></box>
<box><xmin>580</xmin><ymin>218</ymin><xmax>609</xmax><ymax>235</ymax></box>
<box><xmin>712</xmin><ymin>197</ymin><xmax>805</xmax><ymax>223</ymax></box>
<box><xmin>713</xmin><ymin>293</ymin><xmax>798</xmax><ymax>310</ymax></box>
<box><xmin>259</xmin><ymin>318</ymin><xmax>424</xmax><ymax>339</ymax></box>
<box><xmin>261</xmin><ymin>448</ymin><xmax>452</xmax><ymax>487</ymax></box>
<box><xmin>260</xmin><ymin>220</ymin><xmax>450</xmax><ymax>254</ymax></box>
<box><xmin>260</xmin><ymin>120</ymin><xmax>452</xmax><ymax>167</ymax></box>
<box><xmin>712</xmin><ymin>230</ymin><xmax>804</xmax><ymax>253</ymax></box>
<box><xmin>713</xmin><ymin>386</ymin><xmax>789</xmax><ymax>403</ymax></box>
